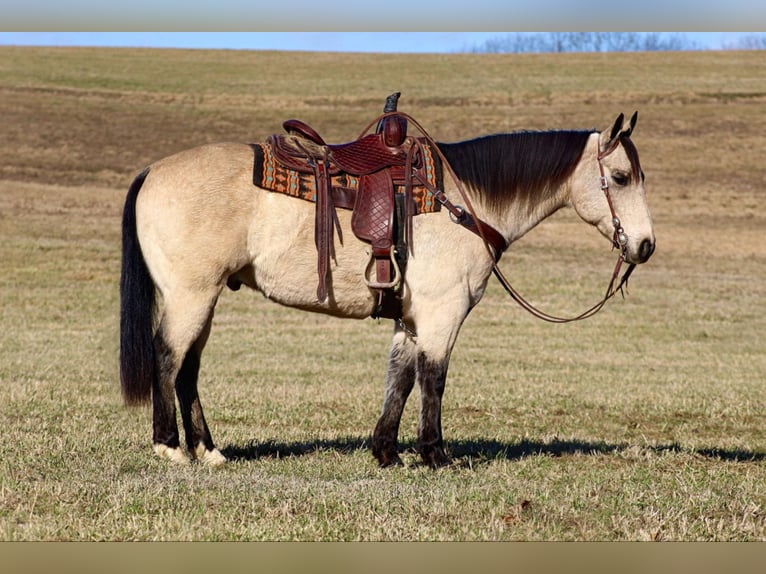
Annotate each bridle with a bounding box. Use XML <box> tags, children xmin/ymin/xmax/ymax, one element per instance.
<box><xmin>598</xmin><ymin>137</ymin><xmax>630</xmax><ymax>253</ymax></box>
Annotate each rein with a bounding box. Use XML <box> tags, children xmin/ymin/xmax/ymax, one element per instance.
<box><xmin>357</xmin><ymin>111</ymin><xmax>637</xmax><ymax>324</ymax></box>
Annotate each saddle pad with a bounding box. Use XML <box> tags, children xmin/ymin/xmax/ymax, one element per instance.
<box><xmin>251</xmin><ymin>140</ymin><xmax>443</xmax><ymax>215</ymax></box>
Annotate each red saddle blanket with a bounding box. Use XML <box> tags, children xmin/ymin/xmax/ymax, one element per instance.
<box><xmin>251</xmin><ymin>139</ymin><xmax>443</xmax><ymax>215</ymax></box>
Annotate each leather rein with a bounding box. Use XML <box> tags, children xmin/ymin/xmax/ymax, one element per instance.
<box><xmin>356</xmin><ymin>111</ymin><xmax>636</xmax><ymax>324</ymax></box>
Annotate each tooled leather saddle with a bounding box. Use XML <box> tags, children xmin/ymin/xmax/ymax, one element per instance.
<box><xmin>263</xmin><ymin>93</ymin><xmax>441</xmax><ymax>319</ymax></box>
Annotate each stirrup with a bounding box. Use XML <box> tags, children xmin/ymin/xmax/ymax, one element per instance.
<box><xmin>364</xmin><ymin>246</ymin><xmax>401</xmax><ymax>290</ymax></box>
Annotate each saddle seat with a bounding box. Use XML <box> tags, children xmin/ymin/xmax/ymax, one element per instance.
<box><xmin>278</xmin><ymin>119</ymin><xmax>411</xmax><ymax>176</ymax></box>
<box><xmin>270</xmin><ymin>119</ymin><xmax>417</xmax><ymax>176</ymax></box>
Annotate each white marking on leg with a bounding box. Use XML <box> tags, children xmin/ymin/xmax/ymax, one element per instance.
<box><xmin>194</xmin><ymin>443</ymin><xmax>227</xmax><ymax>467</ymax></box>
<box><xmin>153</xmin><ymin>443</ymin><xmax>190</xmax><ymax>465</ymax></box>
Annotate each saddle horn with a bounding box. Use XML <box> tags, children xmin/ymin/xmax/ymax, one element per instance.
<box><xmin>378</xmin><ymin>92</ymin><xmax>407</xmax><ymax>147</ymax></box>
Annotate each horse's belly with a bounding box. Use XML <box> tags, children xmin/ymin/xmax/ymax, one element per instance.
<box><xmin>248</xmin><ymin>194</ymin><xmax>377</xmax><ymax>318</ymax></box>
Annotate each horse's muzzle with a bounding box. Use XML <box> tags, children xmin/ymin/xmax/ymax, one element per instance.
<box><xmin>635</xmin><ymin>237</ymin><xmax>655</xmax><ymax>264</ymax></box>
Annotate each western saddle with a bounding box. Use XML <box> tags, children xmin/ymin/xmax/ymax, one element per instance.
<box><xmin>267</xmin><ymin>93</ymin><xmax>432</xmax><ymax>319</ymax></box>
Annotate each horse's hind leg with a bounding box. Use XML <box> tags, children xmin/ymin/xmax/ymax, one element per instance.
<box><xmin>153</xmin><ymin>289</ymin><xmax>222</xmax><ymax>466</ymax></box>
<box><xmin>372</xmin><ymin>327</ymin><xmax>417</xmax><ymax>467</ymax></box>
<box><xmin>175</xmin><ymin>314</ymin><xmax>226</xmax><ymax>467</ymax></box>
<box><xmin>152</xmin><ymin>326</ymin><xmax>188</xmax><ymax>464</ymax></box>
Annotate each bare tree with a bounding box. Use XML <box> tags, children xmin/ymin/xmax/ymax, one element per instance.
<box><xmin>466</xmin><ymin>32</ymin><xmax>699</xmax><ymax>54</ymax></box>
<box><xmin>723</xmin><ymin>34</ymin><xmax>766</xmax><ymax>50</ymax></box>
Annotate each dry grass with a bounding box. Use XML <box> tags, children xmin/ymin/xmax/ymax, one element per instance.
<box><xmin>0</xmin><ymin>47</ymin><xmax>765</xmax><ymax>541</ymax></box>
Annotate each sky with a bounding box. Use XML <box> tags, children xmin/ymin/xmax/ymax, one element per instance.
<box><xmin>7</xmin><ymin>33</ymin><xmax>497</xmax><ymax>54</ymax></box>
<box><xmin>3</xmin><ymin>2</ymin><xmax>765</xmax><ymax>29</ymax></box>
<box><xmin>0</xmin><ymin>32</ymin><xmax>759</xmax><ymax>54</ymax></box>
<box><xmin>2</xmin><ymin>1</ymin><xmax>764</xmax><ymax>51</ymax></box>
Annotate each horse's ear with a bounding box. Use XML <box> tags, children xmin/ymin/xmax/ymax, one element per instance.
<box><xmin>622</xmin><ymin>111</ymin><xmax>638</xmax><ymax>137</ymax></box>
<box><xmin>600</xmin><ymin>113</ymin><xmax>624</xmax><ymax>153</ymax></box>
<box><xmin>610</xmin><ymin>113</ymin><xmax>624</xmax><ymax>140</ymax></box>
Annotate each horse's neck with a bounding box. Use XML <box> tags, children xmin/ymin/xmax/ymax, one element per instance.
<box><xmin>477</xmin><ymin>180</ymin><xmax>571</xmax><ymax>246</ymax></box>
<box><xmin>441</xmin><ymin>130</ymin><xmax>597</xmax><ymax>246</ymax></box>
<box><xmin>497</xmin><ymin>133</ymin><xmax>600</xmax><ymax>244</ymax></box>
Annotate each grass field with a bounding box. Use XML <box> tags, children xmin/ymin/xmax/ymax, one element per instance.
<box><xmin>1</xmin><ymin>46</ymin><xmax>765</xmax><ymax>541</ymax></box>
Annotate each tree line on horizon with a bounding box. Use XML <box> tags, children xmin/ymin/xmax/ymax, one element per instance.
<box><xmin>464</xmin><ymin>32</ymin><xmax>766</xmax><ymax>53</ymax></box>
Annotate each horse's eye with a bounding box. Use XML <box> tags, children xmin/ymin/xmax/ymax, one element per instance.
<box><xmin>612</xmin><ymin>172</ymin><xmax>629</xmax><ymax>187</ymax></box>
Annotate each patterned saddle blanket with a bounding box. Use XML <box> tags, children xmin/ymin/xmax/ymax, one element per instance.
<box><xmin>251</xmin><ymin>138</ymin><xmax>443</xmax><ymax>215</ymax></box>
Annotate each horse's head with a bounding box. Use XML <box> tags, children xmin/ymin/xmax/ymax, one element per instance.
<box><xmin>570</xmin><ymin>112</ymin><xmax>655</xmax><ymax>265</ymax></box>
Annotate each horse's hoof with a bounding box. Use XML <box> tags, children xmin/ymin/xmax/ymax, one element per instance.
<box><xmin>372</xmin><ymin>442</ymin><xmax>404</xmax><ymax>468</ymax></box>
<box><xmin>375</xmin><ymin>452</ymin><xmax>404</xmax><ymax>468</ymax></box>
<box><xmin>194</xmin><ymin>444</ymin><xmax>227</xmax><ymax>467</ymax></box>
<box><xmin>420</xmin><ymin>447</ymin><xmax>452</xmax><ymax>469</ymax></box>
<box><xmin>153</xmin><ymin>443</ymin><xmax>191</xmax><ymax>465</ymax></box>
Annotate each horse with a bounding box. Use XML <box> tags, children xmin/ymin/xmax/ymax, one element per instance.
<box><xmin>119</xmin><ymin>111</ymin><xmax>655</xmax><ymax>468</ymax></box>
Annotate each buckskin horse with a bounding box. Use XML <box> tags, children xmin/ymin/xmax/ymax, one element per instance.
<box><xmin>119</xmin><ymin>106</ymin><xmax>655</xmax><ymax>468</ymax></box>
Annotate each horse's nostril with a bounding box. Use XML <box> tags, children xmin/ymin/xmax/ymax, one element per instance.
<box><xmin>639</xmin><ymin>238</ymin><xmax>655</xmax><ymax>262</ymax></box>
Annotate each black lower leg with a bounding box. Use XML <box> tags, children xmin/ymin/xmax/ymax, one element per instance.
<box><xmin>152</xmin><ymin>331</ymin><xmax>180</xmax><ymax>448</ymax></box>
<box><xmin>176</xmin><ymin>349</ymin><xmax>215</xmax><ymax>454</ymax></box>
<box><xmin>417</xmin><ymin>353</ymin><xmax>451</xmax><ymax>468</ymax></box>
<box><xmin>372</xmin><ymin>374</ymin><xmax>415</xmax><ymax>466</ymax></box>
<box><xmin>372</xmin><ymin>342</ymin><xmax>416</xmax><ymax>467</ymax></box>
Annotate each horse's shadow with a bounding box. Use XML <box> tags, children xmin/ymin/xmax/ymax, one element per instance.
<box><xmin>221</xmin><ymin>436</ymin><xmax>765</xmax><ymax>467</ymax></box>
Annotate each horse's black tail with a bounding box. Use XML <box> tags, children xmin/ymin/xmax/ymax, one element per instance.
<box><xmin>119</xmin><ymin>167</ymin><xmax>155</xmax><ymax>406</ymax></box>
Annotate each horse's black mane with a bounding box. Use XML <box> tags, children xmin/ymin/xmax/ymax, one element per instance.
<box><xmin>437</xmin><ymin>130</ymin><xmax>595</xmax><ymax>213</ymax></box>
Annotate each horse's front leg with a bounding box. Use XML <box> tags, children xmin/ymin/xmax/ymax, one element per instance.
<box><xmin>372</xmin><ymin>305</ymin><xmax>467</xmax><ymax>468</ymax></box>
<box><xmin>372</xmin><ymin>327</ymin><xmax>417</xmax><ymax>467</ymax></box>
<box><xmin>416</xmin><ymin>351</ymin><xmax>452</xmax><ymax>468</ymax></box>
<box><xmin>409</xmin><ymin>290</ymin><xmax>473</xmax><ymax>469</ymax></box>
